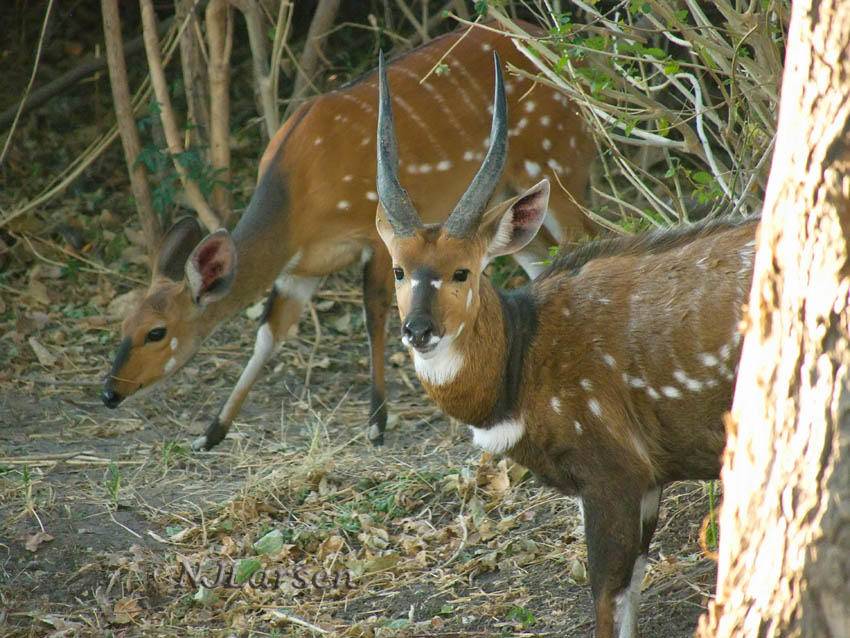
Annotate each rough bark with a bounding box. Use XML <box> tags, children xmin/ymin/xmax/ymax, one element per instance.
<box><xmin>175</xmin><ymin>0</ymin><xmax>210</xmax><ymax>151</ymax></box>
<box><xmin>101</xmin><ymin>0</ymin><xmax>161</xmax><ymax>259</ymax></box>
<box><xmin>697</xmin><ymin>1</ymin><xmax>850</xmax><ymax>636</ymax></box>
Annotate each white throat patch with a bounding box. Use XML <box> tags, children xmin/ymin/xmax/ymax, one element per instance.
<box><xmin>412</xmin><ymin>336</ymin><xmax>464</xmax><ymax>386</ymax></box>
<box><xmin>469</xmin><ymin>418</ymin><xmax>525</xmax><ymax>455</ymax></box>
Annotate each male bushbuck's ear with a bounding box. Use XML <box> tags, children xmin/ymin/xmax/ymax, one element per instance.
<box><xmin>154</xmin><ymin>216</ymin><xmax>204</xmax><ymax>281</ymax></box>
<box><xmin>185</xmin><ymin>229</ymin><xmax>237</xmax><ymax>307</ymax></box>
<box><xmin>480</xmin><ymin>178</ymin><xmax>550</xmax><ymax>263</ymax></box>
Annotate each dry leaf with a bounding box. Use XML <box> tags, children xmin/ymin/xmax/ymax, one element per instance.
<box><xmin>389</xmin><ymin>352</ymin><xmax>408</xmax><ymax>366</ymax></box>
<box><xmin>318</xmin><ymin>534</ymin><xmax>345</xmax><ymax>560</ymax></box>
<box><xmin>25</xmin><ymin>531</ymin><xmax>54</xmax><ymax>552</ymax></box>
<box><xmin>27</xmin><ymin>279</ymin><xmax>50</xmax><ymax>306</ymax></box>
<box><xmin>29</xmin><ymin>337</ymin><xmax>57</xmax><ymax>366</ymax></box>
<box><xmin>107</xmin><ymin>288</ymin><xmax>145</xmax><ymax>319</ymax></box>
<box><xmin>112</xmin><ymin>597</ymin><xmax>142</xmax><ymax>624</ymax></box>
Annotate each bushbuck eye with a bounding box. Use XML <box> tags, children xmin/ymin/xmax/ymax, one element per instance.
<box><xmin>452</xmin><ymin>269</ymin><xmax>470</xmax><ymax>283</ymax></box>
<box><xmin>145</xmin><ymin>327</ymin><xmax>167</xmax><ymax>344</ymax></box>
<box><xmin>393</xmin><ymin>268</ymin><xmax>405</xmax><ymax>281</ymax></box>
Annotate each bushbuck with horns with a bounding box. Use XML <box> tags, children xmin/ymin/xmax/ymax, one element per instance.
<box><xmin>375</xmin><ymin>51</ymin><xmax>756</xmax><ymax>638</ymax></box>
<box><xmin>102</xmin><ymin>21</ymin><xmax>596</xmax><ymax>450</ymax></box>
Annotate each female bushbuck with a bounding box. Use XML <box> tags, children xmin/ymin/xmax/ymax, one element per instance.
<box><xmin>101</xmin><ymin>21</ymin><xmax>596</xmax><ymax>450</ymax></box>
<box><xmin>375</xmin><ymin>52</ymin><xmax>757</xmax><ymax>638</ymax></box>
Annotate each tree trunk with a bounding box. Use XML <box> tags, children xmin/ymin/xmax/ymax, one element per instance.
<box><xmin>101</xmin><ymin>0</ymin><xmax>161</xmax><ymax>259</ymax></box>
<box><xmin>697</xmin><ymin>1</ymin><xmax>850</xmax><ymax>636</ymax></box>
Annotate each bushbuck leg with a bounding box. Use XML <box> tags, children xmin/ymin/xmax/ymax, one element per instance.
<box><xmin>362</xmin><ymin>244</ymin><xmax>394</xmax><ymax>445</ymax></box>
<box><xmin>194</xmin><ymin>276</ymin><xmax>318</xmax><ymax>450</ymax></box>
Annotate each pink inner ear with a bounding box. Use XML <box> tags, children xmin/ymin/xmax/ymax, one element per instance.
<box><xmin>196</xmin><ymin>240</ymin><xmax>231</xmax><ymax>292</ymax></box>
<box><xmin>512</xmin><ymin>191</ymin><xmax>543</xmax><ymax>225</ymax></box>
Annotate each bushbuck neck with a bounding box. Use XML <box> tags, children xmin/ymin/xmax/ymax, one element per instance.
<box><xmin>375</xmin><ymin>49</ymin><xmax>758</xmax><ymax>638</ymax></box>
<box><xmin>102</xmin><ymin>20</ymin><xmax>598</xmax><ymax>451</ymax></box>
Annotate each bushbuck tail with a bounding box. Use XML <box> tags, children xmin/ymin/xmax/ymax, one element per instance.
<box><xmin>102</xmin><ymin>20</ymin><xmax>596</xmax><ymax>450</ymax></box>
<box><xmin>375</xmin><ymin>51</ymin><xmax>757</xmax><ymax>638</ymax></box>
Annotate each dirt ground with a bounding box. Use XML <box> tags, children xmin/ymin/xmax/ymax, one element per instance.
<box><xmin>0</xmin><ymin>260</ymin><xmax>719</xmax><ymax>637</ymax></box>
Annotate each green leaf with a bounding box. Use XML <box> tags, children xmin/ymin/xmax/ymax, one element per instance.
<box><xmin>692</xmin><ymin>171</ymin><xmax>713</xmax><ymax>185</ymax></box>
<box><xmin>234</xmin><ymin>558</ymin><xmax>262</xmax><ymax>584</ymax></box>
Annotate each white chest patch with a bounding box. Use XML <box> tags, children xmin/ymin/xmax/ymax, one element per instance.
<box><xmin>412</xmin><ymin>340</ymin><xmax>464</xmax><ymax>386</ymax></box>
<box><xmin>470</xmin><ymin>419</ymin><xmax>525</xmax><ymax>455</ymax></box>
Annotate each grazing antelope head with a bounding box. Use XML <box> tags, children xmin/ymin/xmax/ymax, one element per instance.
<box><xmin>102</xmin><ymin>218</ymin><xmax>236</xmax><ymax>407</ymax></box>
<box><xmin>376</xmin><ymin>48</ymin><xmax>757</xmax><ymax>638</ymax></box>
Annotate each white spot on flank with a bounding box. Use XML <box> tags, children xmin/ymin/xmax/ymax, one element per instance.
<box><xmin>551</xmin><ymin>397</ymin><xmax>562</xmax><ymax>414</ymax></box>
<box><xmin>574</xmin><ymin>420</ymin><xmax>583</xmax><ymax>435</ymax></box>
<box><xmin>170</xmin><ymin>337</ymin><xmax>178</xmax><ymax>351</ymax></box>
<box><xmin>580</xmin><ymin>378</ymin><xmax>594</xmax><ymax>392</ymax></box>
<box><xmin>436</xmin><ymin>160</ymin><xmax>452</xmax><ymax>171</ymax></box>
<box><xmin>547</xmin><ymin>158</ymin><xmax>566</xmax><ymax>174</ymax></box>
<box><xmin>603</xmin><ymin>353</ymin><xmax>616</xmax><ymax>369</ymax></box>
<box><xmin>673</xmin><ymin>369</ymin><xmax>704</xmax><ymax>392</ymax></box>
<box><xmin>569</xmin><ymin>136</ymin><xmax>577</xmax><ymax>149</ymax></box>
<box><xmin>661</xmin><ymin>386</ymin><xmax>682</xmax><ymax>399</ymax></box>
<box><xmin>366</xmin><ymin>191</ymin><xmax>378</xmax><ymax>201</ymax></box>
<box><xmin>505</xmin><ymin>82</ymin><xmax>515</xmax><ymax>94</ymax></box>
<box><xmin>517</xmin><ymin>117</ymin><xmax>528</xmax><ymax>130</ymax></box>
<box><xmin>342</xmin><ymin>174</ymin><xmax>353</xmax><ymax>182</ymax></box>
<box><xmin>719</xmin><ymin>343</ymin><xmax>732</xmax><ymax>360</ymax></box>
<box><xmin>524</xmin><ymin>101</ymin><xmax>536</xmax><ymax>112</ymax></box>
<box><xmin>314</xmin><ymin>137</ymin><xmax>323</xmax><ymax>146</ymax></box>
<box><xmin>337</xmin><ymin>200</ymin><xmax>351</xmax><ymax>210</ymax></box>
<box><xmin>562</xmin><ymin>307</ymin><xmax>571</xmax><ymax>317</ymax></box>
<box><xmin>463</xmin><ymin>150</ymin><xmax>475</xmax><ymax>162</ymax></box>
<box><xmin>524</xmin><ymin>160</ymin><xmax>542</xmax><ymax>178</ymax></box>
<box><xmin>540</xmin><ymin>115</ymin><xmax>551</xmax><ymax>126</ymax></box>
<box><xmin>455</xmin><ymin>322</ymin><xmax>465</xmax><ymax>338</ymax></box>
<box><xmin>360</xmin><ymin>137</ymin><xmax>370</xmax><ymax>146</ymax></box>
<box><xmin>470</xmin><ymin>419</ymin><xmax>525</xmax><ymax>455</ymax></box>
<box><xmin>646</xmin><ymin>387</ymin><xmax>661</xmax><ymax>400</ymax></box>
<box><xmin>482</xmin><ymin>136</ymin><xmax>491</xmax><ymax>147</ymax></box>
<box><xmin>588</xmin><ymin>397</ymin><xmax>602</xmax><ymax>417</ymax></box>
<box><xmin>542</xmin><ymin>138</ymin><xmax>552</xmax><ymax>151</ymax></box>
<box><xmin>419</xmin><ymin>163</ymin><xmax>433</xmax><ymax>173</ymax></box>
<box><xmin>699</xmin><ymin>353</ymin><xmax>719</xmax><ymax>367</ymax></box>
<box><xmin>164</xmin><ymin>357</ymin><xmax>177</xmax><ymax>374</ymax></box>
<box><xmin>482</xmin><ymin>43</ymin><xmax>492</xmax><ymax>51</ymax></box>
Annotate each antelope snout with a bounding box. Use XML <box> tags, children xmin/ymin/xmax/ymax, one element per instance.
<box><xmin>402</xmin><ymin>315</ymin><xmax>436</xmax><ymax>350</ymax></box>
<box><xmin>102</xmin><ymin>386</ymin><xmax>123</xmax><ymax>409</ymax></box>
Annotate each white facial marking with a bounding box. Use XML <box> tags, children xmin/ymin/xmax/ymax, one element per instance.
<box><xmin>542</xmin><ymin>138</ymin><xmax>552</xmax><ymax>151</ymax></box>
<box><xmin>524</xmin><ymin>101</ymin><xmax>536</xmax><ymax>112</ymax></box>
<box><xmin>170</xmin><ymin>337</ymin><xmax>178</xmax><ymax>351</ymax></box>
<box><xmin>588</xmin><ymin>397</ymin><xmax>602</xmax><ymax>417</ymax></box>
<box><xmin>466</xmin><ymin>288</ymin><xmax>473</xmax><ymax>309</ymax></box>
<box><xmin>614</xmin><ymin>554</ymin><xmax>647</xmax><ymax>638</ymax></box>
<box><xmin>524</xmin><ymin>160</ymin><xmax>542</xmax><ymax>178</ymax></box>
<box><xmin>436</xmin><ymin>160</ymin><xmax>452</xmax><ymax>171</ymax></box>
<box><xmin>455</xmin><ymin>322</ymin><xmax>465</xmax><ymax>339</ymax></box>
<box><xmin>337</xmin><ymin>200</ymin><xmax>351</xmax><ymax>210</ymax></box>
<box><xmin>574</xmin><ymin>420</ymin><xmax>583</xmax><ymax>435</ymax></box>
<box><xmin>580</xmin><ymin>378</ymin><xmax>594</xmax><ymax>392</ymax></box>
<box><xmin>661</xmin><ymin>386</ymin><xmax>682</xmax><ymax>399</ymax></box>
<box><xmin>551</xmin><ymin>397</ymin><xmax>562</xmax><ymax>414</ymax></box>
<box><xmin>430</xmin><ymin>279</ymin><xmax>442</xmax><ymax>289</ymax></box>
<box><xmin>470</xmin><ymin>419</ymin><xmax>525</xmax><ymax>455</ymax></box>
<box><xmin>164</xmin><ymin>357</ymin><xmax>177</xmax><ymax>375</ymax></box>
<box><xmin>366</xmin><ymin>191</ymin><xmax>378</xmax><ymax>201</ymax></box>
